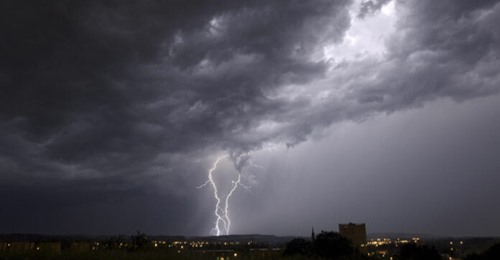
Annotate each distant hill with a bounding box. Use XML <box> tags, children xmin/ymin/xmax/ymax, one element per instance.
<box><xmin>152</xmin><ymin>234</ymin><xmax>297</xmax><ymax>245</ymax></box>
<box><xmin>0</xmin><ymin>233</ymin><xmax>297</xmax><ymax>245</ymax></box>
<box><xmin>0</xmin><ymin>233</ymin><xmax>94</xmax><ymax>242</ymax></box>
<box><xmin>367</xmin><ymin>233</ymin><xmax>438</xmax><ymax>240</ymax></box>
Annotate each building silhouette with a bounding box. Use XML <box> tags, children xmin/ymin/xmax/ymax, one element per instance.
<box><xmin>339</xmin><ymin>223</ymin><xmax>367</xmax><ymax>253</ymax></box>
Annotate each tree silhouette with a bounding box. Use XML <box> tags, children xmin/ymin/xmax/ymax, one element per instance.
<box><xmin>283</xmin><ymin>238</ymin><xmax>313</xmax><ymax>256</ymax></box>
<box><xmin>283</xmin><ymin>231</ymin><xmax>362</xmax><ymax>259</ymax></box>
<box><xmin>465</xmin><ymin>242</ymin><xmax>500</xmax><ymax>260</ymax></box>
<box><xmin>103</xmin><ymin>235</ymin><xmax>127</xmax><ymax>249</ymax></box>
<box><xmin>130</xmin><ymin>231</ymin><xmax>150</xmax><ymax>250</ymax></box>
<box><xmin>314</xmin><ymin>231</ymin><xmax>355</xmax><ymax>259</ymax></box>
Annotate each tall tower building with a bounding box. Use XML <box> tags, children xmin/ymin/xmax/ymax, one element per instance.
<box><xmin>339</xmin><ymin>223</ymin><xmax>367</xmax><ymax>253</ymax></box>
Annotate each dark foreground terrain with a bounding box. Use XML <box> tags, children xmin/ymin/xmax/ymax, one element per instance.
<box><xmin>1</xmin><ymin>233</ymin><xmax>499</xmax><ymax>259</ymax></box>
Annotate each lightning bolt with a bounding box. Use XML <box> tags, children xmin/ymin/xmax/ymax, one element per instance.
<box><xmin>198</xmin><ymin>154</ymin><xmax>262</xmax><ymax>236</ymax></box>
<box><xmin>197</xmin><ymin>155</ymin><xmax>228</xmax><ymax>236</ymax></box>
<box><xmin>223</xmin><ymin>173</ymin><xmax>241</xmax><ymax>234</ymax></box>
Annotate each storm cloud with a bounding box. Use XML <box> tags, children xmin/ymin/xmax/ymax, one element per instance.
<box><xmin>1</xmin><ymin>0</ymin><xmax>499</xmax><ymax>235</ymax></box>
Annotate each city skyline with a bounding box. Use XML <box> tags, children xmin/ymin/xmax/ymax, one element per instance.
<box><xmin>1</xmin><ymin>0</ymin><xmax>500</xmax><ymax>237</ymax></box>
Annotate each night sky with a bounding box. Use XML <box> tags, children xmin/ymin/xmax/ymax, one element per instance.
<box><xmin>1</xmin><ymin>0</ymin><xmax>500</xmax><ymax>237</ymax></box>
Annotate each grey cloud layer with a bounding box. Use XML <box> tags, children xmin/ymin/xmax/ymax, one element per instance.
<box><xmin>1</xmin><ymin>0</ymin><xmax>353</xmax><ymax>182</ymax></box>
<box><xmin>1</xmin><ymin>0</ymin><xmax>500</xmax><ymax>234</ymax></box>
<box><xmin>358</xmin><ymin>0</ymin><xmax>392</xmax><ymax>18</ymax></box>
<box><xmin>277</xmin><ymin>0</ymin><xmax>500</xmax><ymax>143</ymax></box>
<box><xmin>2</xmin><ymin>0</ymin><xmax>500</xmax><ymax>183</ymax></box>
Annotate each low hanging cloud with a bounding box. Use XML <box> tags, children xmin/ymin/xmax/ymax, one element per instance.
<box><xmin>1</xmin><ymin>0</ymin><xmax>499</xmax><ymax>194</ymax></box>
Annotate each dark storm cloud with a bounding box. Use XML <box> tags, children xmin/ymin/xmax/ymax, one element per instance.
<box><xmin>0</xmin><ymin>0</ymin><xmax>350</xmax><ymax>178</ymax></box>
<box><xmin>1</xmin><ymin>0</ymin><xmax>500</xmax><ymax>234</ymax></box>
<box><xmin>0</xmin><ymin>0</ymin><xmax>353</xmax><ymax>233</ymax></box>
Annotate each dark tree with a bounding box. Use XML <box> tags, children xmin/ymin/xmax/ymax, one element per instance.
<box><xmin>465</xmin><ymin>242</ymin><xmax>500</xmax><ymax>260</ymax></box>
<box><xmin>314</xmin><ymin>231</ymin><xmax>355</xmax><ymax>259</ymax></box>
<box><xmin>130</xmin><ymin>231</ymin><xmax>150</xmax><ymax>250</ymax></box>
<box><xmin>283</xmin><ymin>238</ymin><xmax>313</xmax><ymax>256</ymax></box>
<box><xmin>103</xmin><ymin>235</ymin><xmax>127</xmax><ymax>249</ymax></box>
<box><xmin>399</xmin><ymin>243</ymin><xmax>442</xmax><ymax>260</ymax></box>
<box><xmin>283</xmin><ymin>231</ymin><xmax>368</xmax><ymax>259</ymax></box>
<box><xmin>465</xmin><ymin>253</ymin><xmax>483</xmax><ymax>260</ymax></box>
